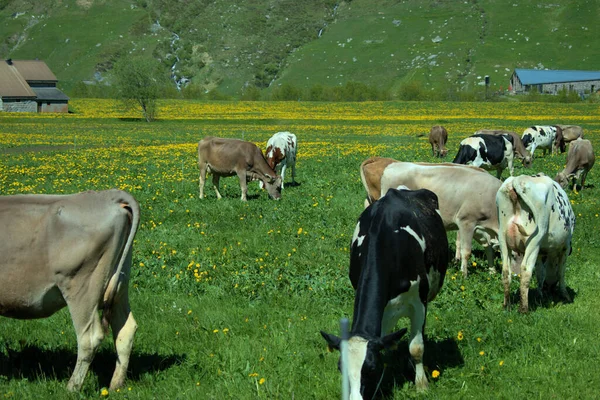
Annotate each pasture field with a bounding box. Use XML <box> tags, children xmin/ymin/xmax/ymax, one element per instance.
<box><xmin>1</xmin><ymin>100</ymin><xmax>600</xmax><ymax>399</ymax></box>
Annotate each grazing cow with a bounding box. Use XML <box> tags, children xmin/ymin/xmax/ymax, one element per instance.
<box><xmin>521</xmin><ymin>126</ymin><xmax>557</xmax><ymax>158</ymax></box>
<box><xmin>321</xmin><ymin>187</ymin><xmax>448</xmax><ymax>398</ymax></box>
<box><xmin>428</xmin><ymin>125</ymin><xmax>448</xmax><ymax>157</ymax></box>
<box><xmin>262</xmin><ymin>131</ymin><xmax>297</xmax><ymax>189</ymax></box>
<box><xmin>0</xmin><ymin>189</ymin><xmax>140</xmax><ymax>391</ymax></box>
<box><xmin>555</xmin><ymin>125</ymin><xmax>584</xmax><ymax>153</ymax></box>
<box><xmin>452</xmin><ymin>134</ymin><xmax>514</xmax><ymax>178</ymax></box>
<box><xmin>555</xmin><ymin>138</ymin><xmax>595</xmax><ymax>191</ymax></box>
<box><xmin>361</xmin><ymin>157</ymin><xmax>501</xmax><ymax>277</ymax></box>
<box><xmin>198</xmin><ymin>136</ymin><xmax>282</xmax><ymax>201</ymax></box>
<box><xmin>476</xmin><ymin>129</ymin><xmax>532</xmax><ymax>167</ymax></box>
<box><xmin>496</xmin><ymin>174</ymin><xmax>575</xmax><ymax>313</ymax></box>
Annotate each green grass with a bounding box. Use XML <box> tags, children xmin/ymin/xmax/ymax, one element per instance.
<box><xmin>0</xmin><ymin>100</ymin><xmax>600</xmax><ymax>398</ymax></box>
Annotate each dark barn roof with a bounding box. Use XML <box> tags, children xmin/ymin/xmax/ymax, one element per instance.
<box><xmin>514</xmin><ymin>69</ymin><xmax>600</xmax><ymax>85</ymax></box>
<box><xmin>32</xmin><ymin>87</ymin><xmax>70</xmax><ymax>101</ymax></box>
<box><xmin>12</xmin><ymin>60</ymin><xmax>58</xmax><ymax>83</ymax></box>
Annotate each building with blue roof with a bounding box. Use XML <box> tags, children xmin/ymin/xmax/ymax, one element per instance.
<box><xmin>510</xmin><ymin>69</ymin><xmax>600</xmax><ymax>95</ymax></box>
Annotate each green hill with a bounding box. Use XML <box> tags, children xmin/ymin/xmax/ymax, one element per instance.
<box><xmin>1</xmin><ymin>0</ymin><xmax>598</xmax><ymax>98</ymax></box>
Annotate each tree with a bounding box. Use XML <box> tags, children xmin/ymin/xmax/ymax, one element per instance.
<box><xmin>113</xmin><ymin>56</ymin><xmax>166</xmax><ymax>122</ymax></box>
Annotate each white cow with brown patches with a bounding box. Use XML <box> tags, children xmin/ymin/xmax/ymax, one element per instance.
<box><xmin>496</xmin><ymin>174</ymin><xmax>575</xmax><ymax>313</ymax></box>
<box><xmin>264</xmin><ymin>131</ymin><xmax>297</xmax><ymax>189</ymax></box>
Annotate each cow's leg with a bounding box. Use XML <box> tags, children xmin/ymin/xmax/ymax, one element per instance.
<box><xmin>280</xmin><ymin>163</ymin><xmax>287</xmax><ymax>189</ymax></box>
<box><xmin>485</xmin><ymin>244</ymin><xmax>496</xmax><ymax>274</ymax></box>
<box><xmin>458</xmin><ymin>223</ymin><xmax>475</xmax><ymax>277</ymax></box>
<box><xmin>63</xmin><ymin>278</ymin><xmax>106</xmax><ymax>391</ymax></box>
<box><xmin>409</xmin><ymin>301</ymin><xmax>428</xmax><ymax>390</ymax></box>
<box><xmin>519</xmin><ymin>246</ymin><xmax>540</xmax><ymax>313</ymax></box>
<box><xmin>236</xmin><ymin>171</ymin><xmax>248</xmax><ymax>201</ymax></box>
<box><xmin>507</xmin><ymin>155</ymin><xmax>514</xmax><ymax>176</ymax></box>
<box><xmin>534</xmin><ymin>257</ymin><xmax>546</xmax><ymax>303</ymax></box>
<box><xmin>198</xmin><ymin>163</ymin><xmax>208</xmax><ymax>199</ymax></box>
<box><xmin>496</xmin><ymin>168</ymin><xmax>502</xmax><ymax>179</ymax></box>
<box><xmin>498</xmin><ymin>231</ymin><xmax>513</xmax><ymax>308</ymax></box>
<box><xmin>212</xmin><ymin>174</ymin><xmax>222</xmax><ymax>199</ymax></box>
<box><xmin>454</xmin><ymin>232</ymin><xmax>461</xmax><ymax>263</ymax></box>
<box><xmin>107</xmin><ymin>255</ymin><xmax>137</xmax><ymax>390</ymax></box>
<box><xmin>290</xmin><ymin>159</ymin><xmax>296</xmax><ymax>184</ymax></box>
<box><xmin>557</xmin><ymin>251</ymin><xmax>571</xmax><ymax>302</ymax></box>
<box><xmin>580</xmin><ymin>170</ymin><xmax>588</xmax><ymax>189</ymax></box>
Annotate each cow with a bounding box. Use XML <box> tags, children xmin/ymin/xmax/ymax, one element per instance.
<box><xmin>554</xmin><ymin>125</ymin><xmax>584</xmax><ymax>154</ymax></box>
<box><xmin>0</xmin><ymin>189</ymin><xmax>140</xmax><ymax>391</ymax></box>
<box><xmin>452</xmin><ymin>134</ymin><xmax>514</xmax><ymax>179</ymax></box>
<box><xmin>262</xmin><ymin>131</ymin><xmax>297</xmax><ymax>189</ymax></box>
<box><xmin>555</xmin><ymin>138</ymin><xmax>595</xmax><ymax>192</ymax></box>
<box><xmin>476</xmin><ymin>129</ymin><xmax>532</xmax><ymax>167</ymax></box>
<box><xmin>496</xmin><ymin>174</ymin><xmax>575</xmax><ymax>313</ymax></box>
<box><xmin>521</xmin><ymin>126</ymin><xmax>558</xmax><ymax>158</ymax></box>
<box><xmin>360</xmin><ymin>157</ymin><xmax>501</xmax><ymax>277</ymax></box>
<box><xmin>198</xmin><ymin>136</ymin><xmax>282</xmax><ymax>201</ymax></box>
<box><xmin>428</xmin><ymin>125</ymin><xmax>448</xmax><ymax>157</ymax></box>
<box><xmin>320</xmin><ymin>186</ymin><xmax>448</xmax><ymax>398</ymax></box>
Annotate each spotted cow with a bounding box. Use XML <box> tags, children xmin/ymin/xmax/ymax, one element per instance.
<box><xmin>452</xmin><ymin>133</ymin><xmax>514</xmax><ymax>178</ymax></box>
<box><xmin>321</xmin><ymin>187</ymin><xmax>448</xmax><ymax>398</ymax></box>
<box><xmin>521</xmin><ymin>126</ymin><xmax>558</xmax><ymax>158</ymax></box>
<box><xmin>496</xmin><ymin>174</ymin><xmax>575</xmax><ymax>313</ymax></box>
<box><xmin>476</xmin><ymin>129</ymin><xmax>532</xmax><ymax>168</ymax></box>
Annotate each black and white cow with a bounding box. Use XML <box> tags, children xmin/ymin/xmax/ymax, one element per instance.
<box><xmin>321</xmin><ymin>187</ymin><xmax>448</xmax><ymax>399</ymax></box>
<box><xmin>521</xmin><ymin>126</ymin><xmax>558</xmax><ymax>158</ymax></box>
<box><xmin>452</xmin><ymin>133</ymin><xmax>514</xmax><ymax>178</ymax></box>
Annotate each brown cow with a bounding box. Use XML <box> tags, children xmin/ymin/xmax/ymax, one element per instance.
<box><xmin>361</xmin><ymin>157</ymin><xmax>501</xmax><ymax>277</ymax></box>
<box><xmin>0</xmin><ymin>189</ymin><xmax>140</xmax><ymax>391</ymax></box>
<box><xmin>429</xmin><ymin>125</ymin><xmax>448</xmax><ymax>157</ymax></box>
<box><xmin>554</xmin><ymin>125</ymin><xmax>584</xmax><ymax>153</ymax></box>
<box><xmin>198</xmin><ymin>137</ymin><xmax>282</xmax><ymax>201</ymax></box>
<box><xmin>555</xmin><ymin>138</ymin><xmax>595</xmax><ymax>191</ymax></box>
<box><xmin>198</xmin><ymin>136</ymin><xmax>281</xmax><ymax>201</ymax></box>
<box><xmin>476</xmin><ymin>129</ymin><xmax>532</xmax><ymax>167</ymax></box>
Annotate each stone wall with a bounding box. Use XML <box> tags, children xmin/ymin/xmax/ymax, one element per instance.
<box><xmin>40</xmin><ymin>102</ymin><xmax>69</xmax><ymax>113</ymax></box>
<box><xmin>2</xmin><ymin>100</ymin><xmax>37</xmax><ymax>112</ymax></box>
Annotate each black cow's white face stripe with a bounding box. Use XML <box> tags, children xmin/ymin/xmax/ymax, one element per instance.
<box><xmin>352</xmin><ymin>221</ymin><xmax>366</xmax><ymax>248</ymax></box>
<box><xmin>399</xmin><ymin>225</ymin><xmax>426</xmax><ymax>252</ymax></box>
<box><xmin>347</xmin><ymin>336</ymin><xmax>368</xmax><ymax>400</ymax></box>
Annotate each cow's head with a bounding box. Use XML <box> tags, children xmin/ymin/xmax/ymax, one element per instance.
<box><xmin>554</xmin><ymin>126</ymin><xmax>566</xmax><ymax>153</ymax></box>
<box><xmin>554</xmin><ymin>171</ymin><xmax>570</xmax><ymax>189</ymax></box>
<box><xmin>320</xmin><ymin>329</ymin><xmax>407</xmax><ymax>400</ymax></box>
<box><xmin>265</xmin><ymin>146</ymin><xmax>284</xmax><ymax>171</ymax></box>
<box><xmin>264</xmin><ymin>174</ymin><xmax>282</xmax><ymax>200</ymax></box>
<box><xmin>521</xmin><ymin>153</ymin><xmax>532</xmax><ymax>168</ymax></box>
<box><xmin>440</xmin><ymin>147</ymin><xmax>448</xmax><ymax>157</ymax></box>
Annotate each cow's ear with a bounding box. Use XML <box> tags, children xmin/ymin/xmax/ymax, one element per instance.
<box><xmin>380</xmin><ymin>328</ymin><xmax>407</xmax><ymax>350</ymax></box>
<box><xmin>320</xmin><ymin>331</ymin><xmax>341</xmax><ymax>351</ymax></box>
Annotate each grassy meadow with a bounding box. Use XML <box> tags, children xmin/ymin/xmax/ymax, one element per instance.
<box><xmin>1</xmin><ymin>100</ymin><xmax>600</xmax><ymax>399</ymax></box>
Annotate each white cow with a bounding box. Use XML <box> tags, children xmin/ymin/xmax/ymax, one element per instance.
<box><xmin>263</xmin><ymin>131</ymin><xmax>297</xmax><ymax>189</ymax></box>
<box><xmin>496</xmin><ymin>174</ymin><xmax>575</xmax><ymax>313</ymax></box>
<box><xmin>521</xmin><ymin>126</ymin><xmax>558</xmax><ymax>158</ymax></box>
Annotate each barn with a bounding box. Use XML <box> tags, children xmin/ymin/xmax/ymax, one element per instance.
<box><xmin>0</xmin><ymin>59</ymin><xmax>69</xmax><ymax>113</ymax></box>
<box><xmin>510</xmin><ymin>68</ymin><xmax>600</xmax><ymax>96</ymax></box>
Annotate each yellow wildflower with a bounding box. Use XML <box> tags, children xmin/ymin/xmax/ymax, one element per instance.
<box><xmin>457</xmin><ymin>331</ymin><xmax>464</xmax><ymax>341</ymax></box>
<box><xmin>432</xmin><ymin>370</ymin><xmax>440</xmax><ymax>379</ymax></box>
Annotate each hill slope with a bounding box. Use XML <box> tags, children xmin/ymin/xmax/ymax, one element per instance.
<box><xmin>1</xmin><ymin>0</ymin><xmax>598</xmax><ymax>97</ymax></box>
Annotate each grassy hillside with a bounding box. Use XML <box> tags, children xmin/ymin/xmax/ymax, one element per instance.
<box><xmin>0</xmin><ymin>0</ymin><xmax>598</xmax><ymax>97</ymax></box>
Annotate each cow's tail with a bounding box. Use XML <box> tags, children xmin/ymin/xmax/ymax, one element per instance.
<box><xmin>101</xmin><ymin>191</ymin><xmax>141</xmax><ymax>333</ymax></box>
<box><xmin>511</xmin><ymin>177</ymin><xmax>549</xmax><ymax>238</ymax></box>
<box><xmin>360</xmin><ymin>158</ymin><xmax>378</xmax><ymax>206</ymax></box>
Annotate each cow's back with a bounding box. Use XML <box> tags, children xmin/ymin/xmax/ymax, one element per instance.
<box><xmin>380</xmin><ymin>162</ymin><xmax>501</xmax><ymax>231</ymax></box>
<box><xmin>0</xmin><ymin>190</ymin><xmax>133</xmax><ymax>319</ymax></box>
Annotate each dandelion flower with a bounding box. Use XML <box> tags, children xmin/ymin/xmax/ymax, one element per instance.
<box><xmin>100</xmin><ymin>388</ymin><xmax>109</xmax><ymax>397</ymax></box>
<box><xmin>499</xmin><ymin>360</ymin><xmax>504</xmax><ymax>366</ymax></box>
<box><xmin>432</xmin><ymin>370</ymin><xmax>440</xmax><ymax>379</ymax></box>
<box><xmin>457</xmin><ymin>331</ymin><xmax>464</xmax><ymax>341</ymax></box>
<box><xmin>259</xmin><ymin>378</ymin><xmax>266</xmax><ymax>385</ymax></box>
<box><xmin>479</xmin><ymin>351</ymin><xmax>485</xmax><ymax>356</ymax></box>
